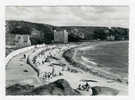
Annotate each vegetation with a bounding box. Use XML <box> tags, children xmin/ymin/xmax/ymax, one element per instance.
<box><xmin>93</xmin><ymin>27</ymin><xmax>129</xmax><ymax>40</ymax></box>
<box><xmin>6</xmin><ymin>20</ymin><xmax>129</xmax><ymax>45</ymax></box>
<box><xmin>93</xmin><ymin>28</ymin><xmax>108</xmax><ymax>40</ymax></box>
<box><xmin>6</xmin><ymin>20</ymin><xmax>54</xmax><ymax>45</ymax></box>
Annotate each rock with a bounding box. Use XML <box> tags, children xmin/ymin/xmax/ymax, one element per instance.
<box><xmin>91</xmin><ymin>86</ymin><xmax>119</xmax><ymax>96</ymax></box>
<box><xmin>6</xmin><ymin>79</ymin><xmax>81</xmax><ymax>95</ymax></box>
<box><xmin>6</xmin><ymin>84</ymin><xmax>34</xmax><ymax>95</ymax></box>
<box><xmin>30</xmin><ymin>79</ymin><xmax>80</xmax><ymax>95</ymax></box>
<box><xmin>23</xmin><ymin>69</ymin><xmax>28</xmax><ymax>72</ymax></box>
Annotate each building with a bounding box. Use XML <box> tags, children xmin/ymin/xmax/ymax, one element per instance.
<box><xmin>63</xmin><ymin>30</ymin><xmax>68</xmax><ymax>43</ymax></box>
<box><xmin>7</xmin><ymin>26</ymin><xmax>31</xmax><ymax>48</ymax></box>
<box><xmin>54</xmin><ymin>29</ymin><xmax>68</xmax><ymax>43</ymax></box>
<box><xmin>106</xmin><ymin>35</ymin><xmax>115</xmax><ymax>41</ymax></box>
<box><xmin>15</xmin><ymin>34</ymin><xmax>31</xmax><ymax>48</ymax></box>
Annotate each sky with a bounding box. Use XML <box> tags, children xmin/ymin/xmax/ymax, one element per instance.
<box><xmin>6</xmin><ymin>6</ymin><xmax>129</xmax><ymax>28</ymax></box>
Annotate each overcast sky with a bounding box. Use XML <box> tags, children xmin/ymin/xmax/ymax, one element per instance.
<box><xmin>6</xmin><ymin>6</ymin><xmax>129</xmax><ymax>28</ymax></box>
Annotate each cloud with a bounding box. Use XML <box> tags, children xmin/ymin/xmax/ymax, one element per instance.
<box><xmin>6</xmin><ymin>6</ymin><xmax>129</xmax><ymax>28</ymax></box>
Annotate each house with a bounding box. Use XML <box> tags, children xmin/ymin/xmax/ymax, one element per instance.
<box><xmin>7</xmin><ymin>26</ymin><xmax>31</xmax><ymax>48</ymax></box>
<box><xmin>54</xmin><ymin>29</ymin><xmax>68</xmax><ymax>43</ymax></box>
<box><xmin>106</xmin><ymin>35</ymin><xmax>115</xmax><ymax>41</ymax></box>
<box><xmin>15</xmin><ymin>34</ymin><xmax>31</xmax><ymax>48</ymax></box>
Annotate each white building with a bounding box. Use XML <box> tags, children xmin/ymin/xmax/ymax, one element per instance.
<box><xmin>15</xmin><ymin>34</ymin><xmax>31</xmax><ymax>48</ymax></box>
<box><xmin>54</xmin><ymin>29</ymin><xmax>68</xmax><ymax>43</ymax></box>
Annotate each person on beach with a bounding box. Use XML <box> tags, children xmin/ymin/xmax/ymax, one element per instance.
<box><xmin>78</xmin><ymin>81</ymin><xmax>91</xmax><ymax>91</ymax></box>
<box><xmin>85</xmin><ymin>82</ymin><xmax>90</xmax><ymax>91</ymax></box>
<box><xmin>24</xmin><ymin>54</ymin><xmax>26</xmax><ymax>59</ymax></box>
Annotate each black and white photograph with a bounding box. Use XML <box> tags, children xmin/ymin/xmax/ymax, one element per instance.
<box><xmin>5</xmin><ymin>6</ymin><xmax>129</xmax><ymax>96</ymax></box>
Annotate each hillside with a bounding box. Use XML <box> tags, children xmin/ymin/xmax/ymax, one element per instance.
<box><xmin>6</xmin><ymin>20</ymin><xmax>129</xmax><ymax>45</ymax></box>
<box><xmin>6</xmin><ymin>20</ymin><xmax>54</xmax><ymax>45</ymax></box>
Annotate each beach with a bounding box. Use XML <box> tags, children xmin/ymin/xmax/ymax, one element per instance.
<box><xmin>6</xmin><ymin>41</ymin><xmax>128</xmax><ymax>95</ymax></box>
<box><xmin>63</xmin><ymin>41</ymin><xmax>128</xmax><ymax>95</ymax></box>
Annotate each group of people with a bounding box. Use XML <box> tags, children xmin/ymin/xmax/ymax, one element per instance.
<box><xmin>31</xmin><ymin>44</ymin><xmax>70</xmax><ymax>81</ymax></box>
<box><xmin>31</xmin><ymin>44</ymin><xmax>93</xmax><ymax>93</ymax></box>
<box><xmin>78</xmin><ymin>81</ymin><xmax>91</xmax><ymax>91</ymax></box>
<box><xmin>32</xmin><ymin>45</ymin><xmax>69</xmax><ymax>66</ymax></box>
<box><xmin>39</xmin><ymin>67</ymin><xmax>63</xmax><ymax>81</ymax></box>
<box><xmin>39</xmin><ymin>72</ymin><xmax>53</xmax><ymax>81</ymax></box>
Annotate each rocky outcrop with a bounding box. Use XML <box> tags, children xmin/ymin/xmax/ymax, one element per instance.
<box><xmin>6</xmin><ymin>79</ymin><xmax>81</xmax><ymax>95</ymax></box>
<box><xmin>29</xmin><ymin>79</ymin><xmax>80</xmax><ymax>95</ymax></box>
<box><xmin>92</xmin><ymin>86</ymin><xmax>119</xmax><ymax>96</ymax></box>
<box><xmin>6</xmin><ymin>84</ymin><xmax>35</xmax><ymax>95</ymax></box>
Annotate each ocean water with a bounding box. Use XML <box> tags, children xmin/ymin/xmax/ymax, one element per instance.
<box><xmin>82</xmin><ymin>42</ymin><xmax>128</xmax><ymax>79</ymax></box>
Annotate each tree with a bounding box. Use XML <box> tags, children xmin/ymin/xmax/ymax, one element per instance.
<box><xmin>109</xmin><ymin>27</ymin><xmax>129</xmax><ymax>40</ymax></box>
<box><xmin>93</xmin><ymin>28</ymin><xmax>107</xmax><ymax>40</ymax></box>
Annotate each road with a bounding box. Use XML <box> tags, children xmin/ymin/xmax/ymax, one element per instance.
<box><xmin>6</xmin><ymin>48</ymin><xmax>40</xmax><ymax>87</ymax></box>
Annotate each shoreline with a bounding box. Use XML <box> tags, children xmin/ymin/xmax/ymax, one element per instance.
<box><xmin>63</xmin><ymin>42</ymin><xmax>128</xmax><ymax>95</ymax></box>
<box><xmin>63</xmin><ymin>41</ymin><xmax>128</xmax><ymax>83</ymax></box>
<box><xmin>6</xmin><ymin>41</ymin><xmax>128</xmax><ymax>95</ymax></box>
